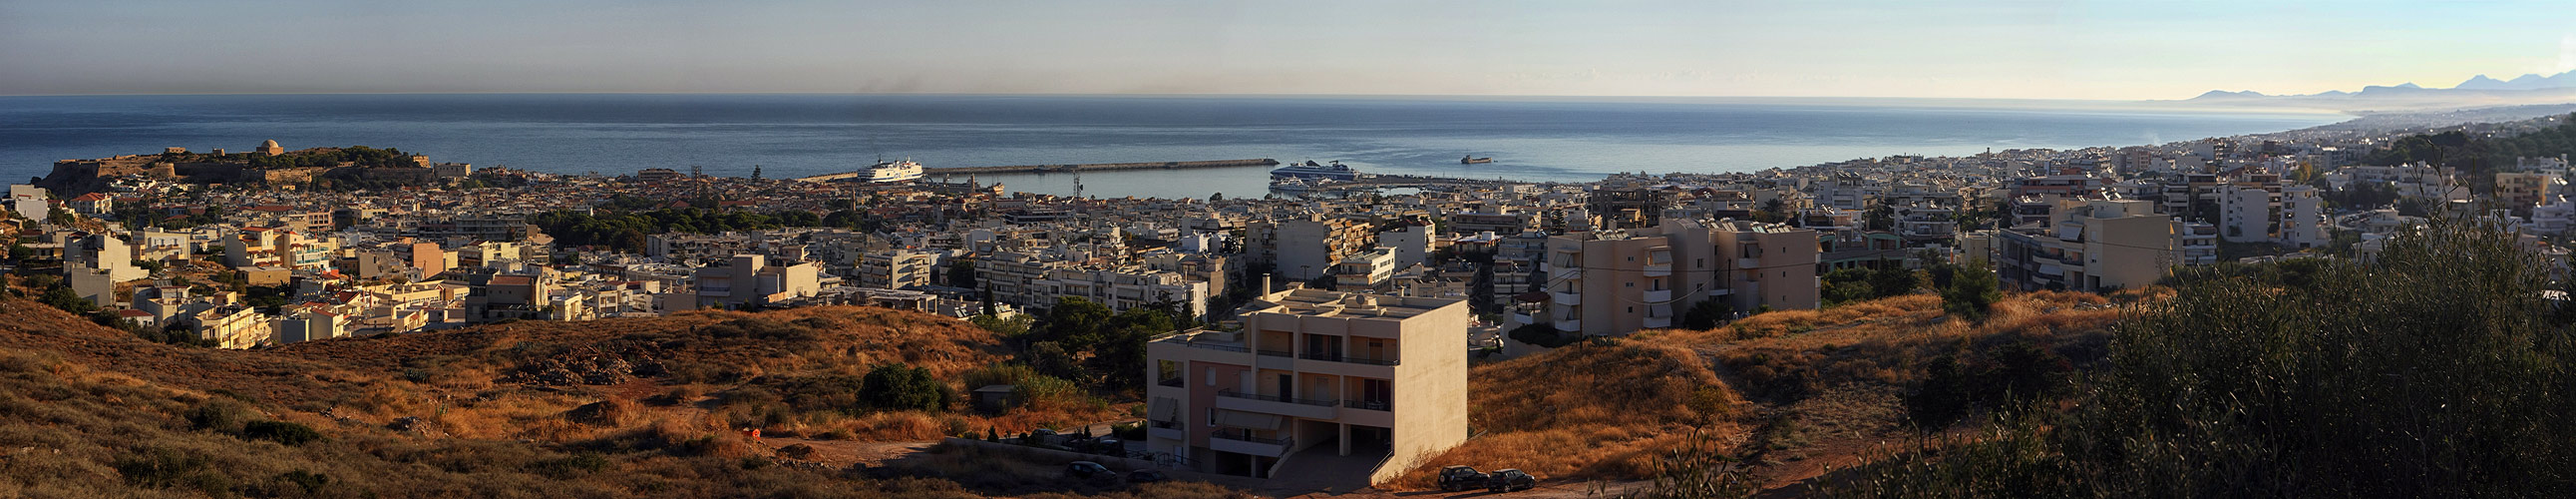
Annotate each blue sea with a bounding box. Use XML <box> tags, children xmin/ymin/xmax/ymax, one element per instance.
<box><xmin>0</xmin><ymin>94</ymin><xmax>2346</xmax><ymax>199</ymax></box>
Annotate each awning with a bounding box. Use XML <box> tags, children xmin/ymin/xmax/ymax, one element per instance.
<box><xmin>1214</xmin><ymin>409</ymin><xmax>1286</xmax><ymax>431</ymax></box>
<box><xmin>1149</xmin><ymin>397</ymin><xmax>1181</xmax><ymax>421</ymax></box>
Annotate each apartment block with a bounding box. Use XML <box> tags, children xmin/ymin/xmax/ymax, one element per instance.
<box><xmin>1537</xmin><ymin>219</ymin><xmax>1820</xmax><ymax>336</ymax></box>
<box><xmin>691</xmin><ymin>254</ymin><xmax>821</xmax><ymax>309</ymax></box>
<box><xmin>1995</xmin><ymin>199</ymin><xmax>2191</xmax><ymax>292</ymax></box>
<box><xmin>1145</xmin><ymin>290</ymin><xmax>1468</xmax><ymax>483</ymax></box>
<box><xmin>856</xmin><ymin>250</ymin><xmax>934</xmax><ymax>289</ymax></box>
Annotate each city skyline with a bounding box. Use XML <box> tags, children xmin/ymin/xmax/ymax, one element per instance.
<box><xmin>3</xmin><ymin>0</ymin><xmax>2572</xmax><ymax>100</ymax></box>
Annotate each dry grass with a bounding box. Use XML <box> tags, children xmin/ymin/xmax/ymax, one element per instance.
<box><xmin>1713</xmin><ymin>291</ymin><xmax>2119</xmax><ymax>402</ymax></box>
<box><xmin>0</xmin><ymin>295</ymin><xmax>1231</xmax><ymax>498</ymax></box>
<box><xmin>1381</xmin><ymin>290</ymin><xmax>2138</xmax><ymax>492</ymax></box>
<box><xmin>1383</xmin><ymin>341</ymin><xmax>1746</xmax><ymax>489</ymax></box>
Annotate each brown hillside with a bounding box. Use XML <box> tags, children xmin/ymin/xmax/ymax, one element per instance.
<box><xmin>0</xmin><ymin>297</ymin><xmax>1192</xmax><ymax>498</ymax></box>
<box><xmin>1380</xmin><ymin>290</ymin><xmax>2132</xmax><ymax>492</ymax></box>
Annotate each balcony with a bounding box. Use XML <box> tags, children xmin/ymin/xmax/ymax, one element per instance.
<box><xmin>1737</xmin><ymin>257</ymin><xmax>1760</xmax><ymax>269</ymax></box>
<box><xmin>1210</xmin><ymin>432</ymin><xmax>1292</xmax><ymax>457</ymax></box>
<box><xmin>1550</xmin><ymin>290</ymin><xmax>1581</xmax><ymax>305</ymax></box>
<box><xmin>1342</xmin><ymin>399</ymin><xmax>1391</xmax><ymax>411</ymax></box>
<box><xmin>1644</xmin><ymin>288</ymin><xmax>1673</xmax><ymax>302</ymax></box>
<box><xmin>1157</xmin><ymin>377</ymin><xmax>1185</xmax><ymax>388</ymax></box>
<box><xmin>1215</xmin><ymin>389</ymin><xmax>1337</xmax><ymax>420</ymax></box>
<box><xmin>1300</xmin><ymin>352</ymin><xmax>1399</xmax><ymax>366</ymax></box>
<box><xmin>1644</xmin><ymin>315</ymin><xmax>1672</xmax><ymax>328</ymax></box>
<box><xmin>1553</xmin><ymin>317</ymin><xmax>1581</xmax><ymax>331</ymax></box>
<box><xmin>1509</xmin><ymin>311</ymin><xmax>1536</xmax><ymax>325</ymax></box>
<box><xmin>1148</xmin><ymin>419</ymin><xmax>1187</xmax><ymax>440</ymax></box>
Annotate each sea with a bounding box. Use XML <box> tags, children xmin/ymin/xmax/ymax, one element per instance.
<box><xmin>0</xmin><ymin>94</ymin><xmax>2348</xmax><ymax>200</ymax></box>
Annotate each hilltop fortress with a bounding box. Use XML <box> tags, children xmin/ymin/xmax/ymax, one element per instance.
<box><xmin>36</xmin><ymin>140</ymin><xmax>472</xmax><ymax>196</ymax></box>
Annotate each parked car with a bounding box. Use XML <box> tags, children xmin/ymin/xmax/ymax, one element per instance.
<box><xmin>1436</xmin><ymin>465</ymin><xmax>1490</xmax><ymax>492</ymax></box>
<box><xmin>1063</xmin><ymin>461</ymin><xmax>1113</xmax><ymax>481</ymax></box>
<box><xmin>1089</xmin><ymin>437</ymin><xmax>1124</xmax><ymax>454</ymax></box>
<box><xmin>1127</xmin><ymin>469</ymin><xmax>1168</xmax><ymax>483</ymax></box>
<box><xmin>1487</xmin><ymin>468</ymin><xmax>1539</xmax><ymax>493</ymax></box>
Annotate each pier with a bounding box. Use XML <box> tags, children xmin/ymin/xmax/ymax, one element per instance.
<box><xmin>1329</xmin><ymin>174</ymin><xmax>1529</xmax><ymax>189</ymax></box>
<box><xmin>796</xmin><ymin>159</ymin><xmax>1279</xmax><ymax>183</ymax></box>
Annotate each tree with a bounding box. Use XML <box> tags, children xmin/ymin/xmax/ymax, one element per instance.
<box><xmin>1865</xmin><ymin>204</ymin><xmax>1894</xmax><ymax>232</ymax></box>
<box><xmin>860</xmin><ymin>364</ymin><xmax>947</xmax><ymax>413</ymax></box>
<box><xmin>1940</xmin><ymin>258</ymin><xmax>2001</xmax><ymax>322</ymax></box>
<box><xmin>1037</xmin><ymin>297</ymin><xmax>1114</xmax><ymax>348</ymax></box>
<box><xmin>751</xmin><ymin>165</ymin><xmax>763</xmax><ymax>180</ymax></box>
<box><xmin>1305</xmin><ymin>272</ymin><xmax>1337</xmax><ymax>291</ymax></box>
<box><xmin>1842</xmin><ymin>216</ymin><xmax>2576</xmax><ymax>497</ymax></box>
<box><xmin>1867</xmin><ymin>264</ymin><xmax>1921</xmax><ymax>298</ymax></box>
<box><xmin>1680</xmin><ymin>298</ymin><xmax>1734</xmax><ymax>330</ymax></box>
<box><xmin>946</xmin><ymin>259</ymin><xmax>977</xmax><ymax>289</ymax></box>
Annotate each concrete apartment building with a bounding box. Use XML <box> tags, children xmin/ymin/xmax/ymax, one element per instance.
<box><xmin>1994</xmin><ymin>199</ymin><xmax>2192</xmax><ymax>292</ymax></box>
<box><xmin>690</xmin><ymin>254</ymin><xmax>821</xmax><ymax>309</ymax></box>
<box><xmin>1144</xmin><ymin>289</ymin><xmax>1468</xmax><ymax>483</ymax></box>
<box><xmin>225</xmin><ymin>227</ymin><xmax>334</xmax><ymax>271</ymax></box>
<box><xmin>1331</xmin><ymin>247</ymin><xmax>1400</xmax><ymax>291</ymax></box>
<box><xmin>1252</xmin><ymin>215</ymin><xmax>1379</xmax><ymax>281</ymax></box>
<box><xmin>856</xmin><ymin>250</ymin><xmax>934</xmax><ymax>289</ymax></box>
<box><xmin>1536</xmin><ymin>219</ymin><xmax>1821</xmax><ymax>336</ymax></box>
<box><xmin>2496</xmin><ymin>171</ymin><xmax>2564</xmax><ymax>209</ymax></box>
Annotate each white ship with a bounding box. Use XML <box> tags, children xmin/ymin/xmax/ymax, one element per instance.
<box><xmin>1269</xmin><ymin>160</ymin><xmax>1361</xmax><ymax>181</ymax></box>
<box><xmin>866</xmin><ymin>159</ymin><xmax>924</xmax><ymax>183</ymax></box>
<box><xmin>1269</xmin><ymin>177</ymin><xmax>1327</xmax><ymax>193</ymax></box>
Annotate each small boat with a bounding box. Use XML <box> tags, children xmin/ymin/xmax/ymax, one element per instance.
<box><xmin>1461</xmin><ymin>156</ymin><xmax>1495</xmax><ymax>165</ymax></box>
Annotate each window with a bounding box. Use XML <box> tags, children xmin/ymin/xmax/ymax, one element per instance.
<box><xmin>1205</xmin><ymin>367</ymin><xmax>1216</xmax><ymax>386</ymax></box>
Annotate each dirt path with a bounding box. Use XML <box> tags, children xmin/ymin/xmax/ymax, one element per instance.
<box><xmin>757</xmin><ymin>437</ymin><xmax>942</xmax><ymax>469</ymax></box>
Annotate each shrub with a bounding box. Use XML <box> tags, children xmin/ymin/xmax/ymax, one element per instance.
<box><xmin>1836</xmin><ymin>217</ymin><xmax>2576</xmax><ymax>497</ymax></box>
<box><xmin>241</xmin><ymin>419</ymin><xmax>323</xmax><ymax>445</ymax></box>
<box><xmin>862</xmin><ymin>363</ymin><xmax>948</xmax><ymax>413</ymax></box>
<box><xmin>1507</xmin><ymin>323</ymin><xmax>1579</xmax><ymax>348</ymax></box>
<box><xmin>186</xmin><ymin>399</ymin><xmax>252</xmax><ymax>433</ymax></box>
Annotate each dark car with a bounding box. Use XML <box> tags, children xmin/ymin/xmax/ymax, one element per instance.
<box><xmin>1089</xmin><ymin>437</ymin><xmax>1124</xmax><ymax>454</ymax></box>
<box><xmin>1487</xmin><ymin>468</ymin><xmax>1538</xmax><ymax>493</ymax></box>
<box><xmin>1064</xmin><ymin>461</ymin><xmax>1113</xmax><ymax>481</ymax></box>
<box><xmin>1127</xmin><ymin>469</ymin><xmax>1168</xmax><ymax>483</ymax></box>
<box><xmin>1436</xmin><ymin>465</ymin><xmax>1490</xmax><ymax>492</ymax></box>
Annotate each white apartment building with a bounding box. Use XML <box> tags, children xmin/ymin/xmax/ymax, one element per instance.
<box><xmin>1331</xmin><ymin>248</ymin><xmax>1399</xmax><ymax>291</ymax></box>
<box><xmin>1145</xmin><ymin>289</ymin><xmax>1468</xmax><ymax>483</ymax></box>
<box><xmin>2279</xmin><ymin>186</ymin><xmax>2331</xmax><ymax>249</ymax></box>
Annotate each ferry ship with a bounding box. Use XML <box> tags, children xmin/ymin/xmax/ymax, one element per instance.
<box><xmin>1269</xmin><ymin>160</ymin><xmax>1361</xmax><ymax>181</ymax></box>
<box><xmin>1461</xmin><ymin>155</ymin><xmax>1494</xmax><ymax>164</ymax></box>
<box><xmin>866</xmin><ymin>159</ymin><xmax>924</xmax><ymax>183</ymax></box>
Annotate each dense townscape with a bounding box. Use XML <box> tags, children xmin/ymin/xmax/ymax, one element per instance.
<box><xmin>8</xmin><ymin>104</ymin><xmax>2576</xmax><ymax>494</ymax></box>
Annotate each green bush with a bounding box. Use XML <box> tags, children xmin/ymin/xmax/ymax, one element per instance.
<box><xmin>240</xmin><ymin>420</ymin><xmax>323</xmax><ymax>446</ymax></box>
<box><xmin>1831</xmin><ymin>217</ymin><xmax>2576</xmax><ymax>497</ymax></box>
<box><xmin>1507</xmin><ymin>323</ymin><xmax>1580</xmax><ymax>348</ymax></box>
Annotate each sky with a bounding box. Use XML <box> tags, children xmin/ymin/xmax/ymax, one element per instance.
<box><xmin>1</xmin><ymin>0</ymin><xmax>2571</xmax><ymax>100</ymax></box>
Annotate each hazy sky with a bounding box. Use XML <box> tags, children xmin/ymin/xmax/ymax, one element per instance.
<box><xmin>2</xmin><ymin>0</ymin><xmax>2571</xmax><ymax>99</ymax></box>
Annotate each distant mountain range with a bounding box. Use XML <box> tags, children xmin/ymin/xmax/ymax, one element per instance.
<box><xmin>2182</xmin><ymin>70</ymin><xmax>2576</xmax><ymax>112</ymax></box>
